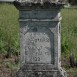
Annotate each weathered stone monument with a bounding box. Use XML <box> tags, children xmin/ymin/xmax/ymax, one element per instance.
<box><xmin>14</xmin><ymin>0</ymin><xmax>67</xmax><ymax>77</ymax></box>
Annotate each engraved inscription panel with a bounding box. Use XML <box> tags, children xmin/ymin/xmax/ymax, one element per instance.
<box><xmin>25</xmin><ymin>27</ymin><xmax>53</xmax><ymax>63</ymax></box>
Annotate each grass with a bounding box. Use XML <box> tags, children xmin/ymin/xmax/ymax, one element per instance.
<box><xmin>61</xmin><ymin>8</ymin><xmax>77</xmax><ymax>57</ymax></box>
<box><xmin>0</xmin><ymin>3</ymin><xmax>77</xmax><ymax>77</ymax></box>
<box><xmin>61</xmin><ymin>8</ymin><xmax>77</xmax><ymax>77</ymax></box>
<box><xmin>0</xmin><ymin>3</ymin><xmax>19</xmax><ymax>56</ymax></box>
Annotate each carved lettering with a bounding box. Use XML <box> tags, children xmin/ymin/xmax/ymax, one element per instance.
<box><xmin>25</xmin><ymin>28</ymin><xmax>52</xmax><ymax>63</ymax></box>
<box><xmin>33</xmin><ymin>57</ymin><xmax>40</xmax><ymax>61</ymax></box>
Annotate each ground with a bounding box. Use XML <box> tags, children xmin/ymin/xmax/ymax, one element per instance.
<box><xmin>0</xmin><ymin>55</ymin><xmax>77</xmax><ymax>77</ymax></box>
<box><xmin>0</xmin><ymin>54</ymin><xmax>19</xmax><ymax>77</ymax></box>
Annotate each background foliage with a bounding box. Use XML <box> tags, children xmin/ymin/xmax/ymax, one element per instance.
<box><xmin>68</xmin><ymin>0</ymin><xmax>77</xmax><ymax>5</ymax></box>
<box><xmin>61</xmin><ymin>8</ymin><xmax>77</xmax><ymax>56</ymax></box>
<box><xmin>0</xmin><ymin>3</ymin><xmax>19</xmax><ymax>57</ymax></box>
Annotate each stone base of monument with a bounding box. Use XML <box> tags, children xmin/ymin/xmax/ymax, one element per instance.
<box><xmin>13</xmin><ymin>1</ymin><xmax>67</xmax><ymax>77</ymax></box>
<box><xmin>14</xmin><ymin>64</ymin><xmax>67</xmax><ymax>77</ymax></box>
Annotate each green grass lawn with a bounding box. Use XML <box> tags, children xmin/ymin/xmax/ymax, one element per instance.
<box><xmin>61</xmin><ymin>8</ymin><xmax>77</xmax><ymax>54</ymax></box>
<box><xmin>61</xmin><ymin>8</ymin><xmax>77</xmax><ymax>77</ymax></box>
<box><xmin>0</xmin><ymin>3</ymin><xmax>19</xmax><ymax>56</ymax></box>
<box><xmin>0</xmin><ymin>3</ymin><xmax>77</xmax><ymax>77</ymax></box>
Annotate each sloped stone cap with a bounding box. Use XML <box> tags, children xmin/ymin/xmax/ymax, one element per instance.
<box><xmin>15</xmin><ymin>0</ymin><xmax>64</xmax><ymax>4</ymax></box>
<box><xmin>14</xmin><ymin>0</ymin><xmax>65</xmax><ymax>9</ymax></box>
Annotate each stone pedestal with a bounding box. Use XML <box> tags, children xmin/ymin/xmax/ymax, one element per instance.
<box><xmin>14</xmin><ymin>0</ymin><xmax>67</xmax><ymax>77</ymax></box>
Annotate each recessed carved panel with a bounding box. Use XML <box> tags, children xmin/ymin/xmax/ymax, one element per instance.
<box><xmin>24</xmin><ymin>26</ymin><xmax>54</xmax><ymax>64</ymax></box>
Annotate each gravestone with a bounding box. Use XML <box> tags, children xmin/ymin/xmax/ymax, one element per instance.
<box><xmin>14</xmin><ymin>0</ymin><xmax>67</xmax><ymax>77</ymax></box>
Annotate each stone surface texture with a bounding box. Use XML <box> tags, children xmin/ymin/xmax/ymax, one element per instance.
<box><xmin>14</xmin><ymin>1</ymin><xmax>67</xmax><ymax>77</ymax></box>
<box><xmin>16</xmin><ymin>0</ymin><xmax>58</xmax><ymax>3</ymax></box>
<box><xmin>15</xmin><ymin>0</ymin><xmax>65</xmax><ymax>3</ymax></box>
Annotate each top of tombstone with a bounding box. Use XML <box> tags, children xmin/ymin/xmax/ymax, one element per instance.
<box><xmin>15</xmin><ymin>0</ymin><xmax>65</xmax><ymax>4</ymax></box>
<box><xmin>14</xmin><ymin>0</ymin><xmax>65</xmax><ymax>9</ymax></box>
